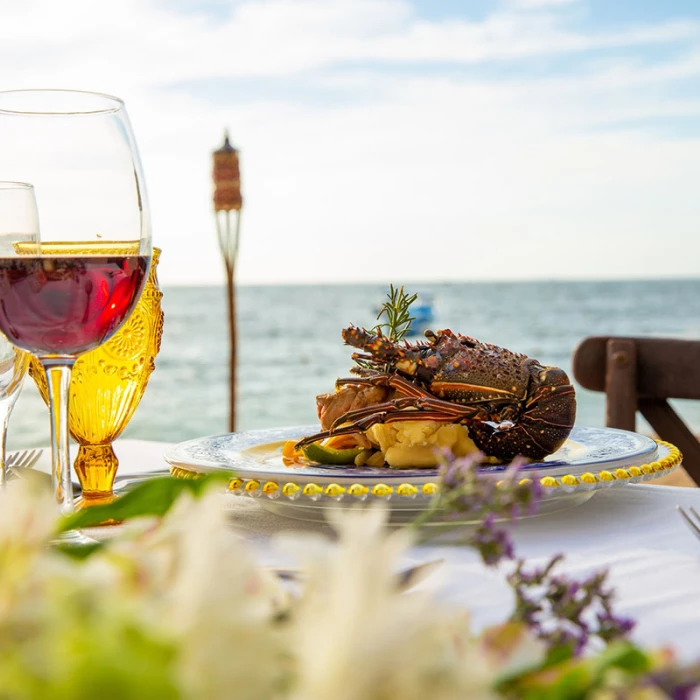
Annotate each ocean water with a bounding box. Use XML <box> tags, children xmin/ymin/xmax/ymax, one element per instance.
<box><xmin>7</xmin><ymin>279</ymin><xmax>700</xmax><ymax>450</ymax></box>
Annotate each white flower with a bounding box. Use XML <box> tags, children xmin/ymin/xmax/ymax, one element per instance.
<box><xmin>0</xmin><ymin>477</ymin><xmax>59</xmax><ymax>550</ymax></box>
<box><xmin>282</xmin><ymin>506</ymin><xmax>501</xmax><ymax>700</ymax></box>
<box><xmin>0</xmin><ymin>479</ymin><xmax>61</xmax><ymax>619</ymax></box>
<box><xmin>106</xmin><ymin>487</ymin><xmax>287</xmax><ymax>700</ymax></box>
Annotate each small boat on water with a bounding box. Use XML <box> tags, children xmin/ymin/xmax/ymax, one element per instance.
<box><xmin>406</xmin><ymin>293</ymin><xmax>435</xmax><ymax>337</ymax></box>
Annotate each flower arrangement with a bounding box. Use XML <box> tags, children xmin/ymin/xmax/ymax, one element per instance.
<box><xmin>1</xmin><ymin>457</ymin><xmax>698</xmax><ymax>700</ymax></box>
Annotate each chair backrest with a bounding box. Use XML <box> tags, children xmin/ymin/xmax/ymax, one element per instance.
<box><xmin>573</xmin><ymin>336</ymin><xmax>700</xmax><ymax>400</ymax></box>
<box><xmin>572</xmin><ymin>336</ymin><xmax>700</xmax><ymax>483</ymax></box>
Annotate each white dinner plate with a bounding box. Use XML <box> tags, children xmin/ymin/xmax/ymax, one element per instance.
<box><xmin>163</xmin><ymin>425</ymin><xmax>681</xmax><ymax>524</ymax></box>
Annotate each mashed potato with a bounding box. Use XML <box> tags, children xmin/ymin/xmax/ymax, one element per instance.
<box><xmin>365</xmin><ymin>421</ymin><xmax>478</xmax><ymax>468</ymax></box>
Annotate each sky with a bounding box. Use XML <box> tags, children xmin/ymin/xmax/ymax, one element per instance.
<box><xmin>2</xmin><ymin>0</ymin><xmax>700</xmax><ymax>286</ymax></box>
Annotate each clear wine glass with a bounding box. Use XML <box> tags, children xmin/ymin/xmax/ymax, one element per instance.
<box><xmin>0</xmin><ymin>182</ymin><xmax>33</xmax><ymax>487</ymax></box>
<box><xmin>0</xmin><ymin>333</ymin><xmax>29</xmax><ymax>488</ymax></box>
<box><xmin>0</xmin><ymin>91</ymin><xmax>152</xmax><ymax>515</ymax></box>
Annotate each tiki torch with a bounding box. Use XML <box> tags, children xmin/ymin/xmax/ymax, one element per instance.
<box><xmin>213</xmin><ymin>131</ymin><xmax>243</xmax><ymax>432</ymax></box>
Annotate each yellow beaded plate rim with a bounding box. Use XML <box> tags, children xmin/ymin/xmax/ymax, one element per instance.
<box><xmin>169</xmin><ymin>440</ymin><xmax>681</xmax><ymax>504</ymax></box>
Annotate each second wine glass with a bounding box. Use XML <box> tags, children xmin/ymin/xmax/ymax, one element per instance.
<box><xmin>0</xmin><ymin>182</ymin><xmax>33</xmax><ymax>487</ymax></box>
<box><xmin>0</xmin><ymin>90</ymin><xmax>152</xmax><ymax>514</ymax></box>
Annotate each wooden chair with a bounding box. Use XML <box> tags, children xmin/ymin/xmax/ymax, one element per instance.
<box><xmin>572</xmin><ymin>337</ymin><xmax>700</xmax><ymax>484</ymax></box>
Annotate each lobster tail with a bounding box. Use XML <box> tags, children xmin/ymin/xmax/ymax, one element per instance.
<box><xmin>467</xmin><ymin>421</ymin><xmax>549</xmax><ymax>462</ymax></box>
<box><xmin>468</xmin><ymin>365</ymin><xmax>576</xmax><ymax>461</ymax></box>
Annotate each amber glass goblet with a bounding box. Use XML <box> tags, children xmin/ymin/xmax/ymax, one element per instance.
<box><xmin>30</xmin><ymin>247</ymin><xmax>163</xmax><ymax>505</ymax></box>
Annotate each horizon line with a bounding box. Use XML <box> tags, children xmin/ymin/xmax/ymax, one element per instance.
<box><xmin>159</xmin><ymin>275</ymin><xmax>700</xmax><ymax>288</ymax></box>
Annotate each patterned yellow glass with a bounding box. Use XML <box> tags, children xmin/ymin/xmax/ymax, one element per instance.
<box><xmin>30</xmin><ymin>246</ymin><xmax>163</xmax><ymax>505</ymax></box>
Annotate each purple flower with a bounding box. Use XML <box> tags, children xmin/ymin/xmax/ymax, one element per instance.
<box><xmin>596</xmin><ymin>610</ymin><xmax>636</xmax><ymax>641</ymax></box>
<box><xmin>429</xmin><ymin>448</ymin><xmax>636</xmax><ymax>656</ymax></box>
<box><xmin>472</xmin><ymin>513</ymin><xmax>515</xmax><ymax>566</ymax></box>
<box><xmin>507</xmin><ymin>557</ymin><xmax>635</xmax><ymax>655</ymax></box>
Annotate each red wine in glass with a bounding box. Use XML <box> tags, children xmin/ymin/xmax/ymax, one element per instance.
<box><xmin>0</xmin><ymin>255</ymin><xmax>148</xmax><ymax>356</ymax></box>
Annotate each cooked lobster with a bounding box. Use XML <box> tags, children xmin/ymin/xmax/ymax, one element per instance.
<box><xmin>297</xmin><ymin>326</ymin><xmax>576</xmax><ymax>461</ymax></box>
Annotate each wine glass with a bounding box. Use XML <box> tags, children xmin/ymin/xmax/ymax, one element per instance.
<box><xmin>0</xmin><ymin>334</ymin><xmax>29</xmax><ymax>488</ymax></box>
<box><xmin>0</xmin><ymin>182</ymin><xmax>33</xmax><ymax>487</ymax></box>
<box><xmin>0</xmin><ymin>91</ymin><xmax>152</xmax><ymax>515</ymax></box>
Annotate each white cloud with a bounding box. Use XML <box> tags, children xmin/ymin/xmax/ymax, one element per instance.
<box><xmin>3</xmin><ymin>0</ymin><xmax>697</xmax><ymax>82</ymax></box>
<box><xmin>506</xmin><ymin>0</ymin><xmax>579</xmax><ymax>10</ymax></box>
<box><xmin>1</xmin><ymin>0</ymin><xmax>699</xmax><ymax>284</ymax></box>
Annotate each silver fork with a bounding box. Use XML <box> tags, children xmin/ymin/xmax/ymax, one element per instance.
<box><xmin>7</xmin><ymin>449</ymin><xmax>84</xmax><ymax>496</ymax></box>
<box><xmin>6</xmin><ymin>448</ymin><xmax>43</xmax><ymax>472</ymax></box>
<box><xmin>5</xmin><ymin>449</ymin><xmax>45</xmax><ymax>488</ymax></box>
<box><xmin>677</xmin><ymin>505</ymin><xmax>700</xmax><ymax>542</ymax></box>
<box><xmin>269</xmin><ymin>558</ymin><xmax>443</xmax><ymax>592</ymax></box>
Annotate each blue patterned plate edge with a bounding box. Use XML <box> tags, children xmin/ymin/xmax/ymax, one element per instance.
<box><xmin>164</xmin><ymin>424</ymin><xmax>660</xmax><ymax>484</ymax></box>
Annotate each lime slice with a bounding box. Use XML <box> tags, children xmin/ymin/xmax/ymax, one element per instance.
<box><xmin>302</xmin><ymin>443</ymin><xmax>363</xmax><ymax>465</ymax></box>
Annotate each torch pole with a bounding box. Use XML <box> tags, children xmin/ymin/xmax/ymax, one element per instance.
<box><xmin>226</xmin><ymin>210</ymin><xmax>241</xmax><ymax>432</ymax></box>
<box><xmin>213</xmin><ymin>132</ymin><xmax>243</xmax><ymax>433</ymax></box>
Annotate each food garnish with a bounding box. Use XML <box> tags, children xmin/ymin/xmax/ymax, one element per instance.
<box><xmin>301</xmin><ymin>443</ymin><xmax>364</xmax><ymax>466</ymax></box>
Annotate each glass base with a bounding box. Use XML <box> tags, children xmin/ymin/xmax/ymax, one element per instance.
<box><xmin>76</xmin><ymin>492</ymin><xmax>117</xmax><ymax>508</ymax></box>
<box><xmin>74</xmin><ymin>444</ymin><xmax>119</xmax><ymax>500</ymax></box>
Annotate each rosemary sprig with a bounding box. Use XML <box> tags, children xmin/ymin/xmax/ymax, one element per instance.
<box><xmin>372</xmin><ymin>284</ymin><xmax>417</xmax><ymax>342</ymax></box>
<box><xmin>351</xmin><ymin>285</ymin><xmax>418</xmax><ymax>373</ymax></box>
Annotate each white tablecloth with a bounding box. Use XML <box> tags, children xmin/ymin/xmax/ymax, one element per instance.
<box><xmin>40</xmin><ymin>439</ymin><xmax>700</xmax><ymax>662</ymax></box>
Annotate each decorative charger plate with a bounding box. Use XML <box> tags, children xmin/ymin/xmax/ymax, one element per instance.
<box><xmin>164</xmin><ymin>425</ymin><xmax>681</xmax><ymax>523</ymax></box>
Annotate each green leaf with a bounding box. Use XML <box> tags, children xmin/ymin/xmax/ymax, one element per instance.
<box><xmin>496</xmin><ymin>642</ymin><xmax>654</xmax><ymax>699</ymax></box>
<box><xmin>542</xmin><ymin>643</ymin><xmax>576</xmax><ymax>668</ymax></box>
<box><xmin>588</xmin><ymin>641</ymin><xmax>652</xmax><ymax>676</ymax></box>
<box><xmin>54</xmin><ymin>541</ymin><xmax>105</xmax><ymax>559</ymax></box>
<box><xmin>56</xmin><ymin>473</ymin><xmax>230</xmax><ymax>533</ymax></box>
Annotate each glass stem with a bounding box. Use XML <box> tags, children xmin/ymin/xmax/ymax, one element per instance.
<box><xmin>0</xmin><ymin>401</ymin><xmax>10</xmax><ymax>489</ymax></box>
<box><xmin>41</xmin><ymin>358</ymin><xmax>75</xmax><ymax>514</ymax></box>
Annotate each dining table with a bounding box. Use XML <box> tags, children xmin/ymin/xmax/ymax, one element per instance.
<box><xmin>36</xmin><ymin>437</ymin><xmax>700</xmax><ymax>664</ymax></box>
